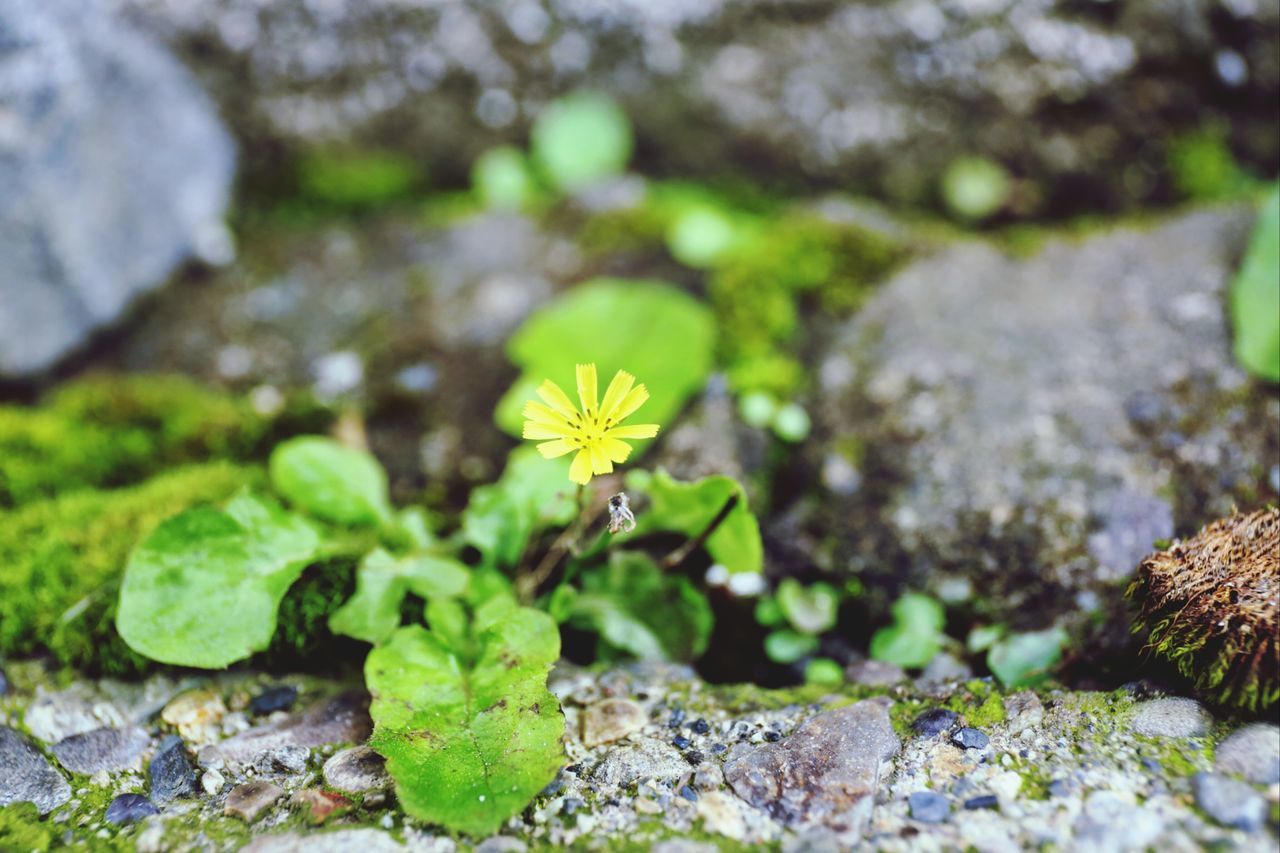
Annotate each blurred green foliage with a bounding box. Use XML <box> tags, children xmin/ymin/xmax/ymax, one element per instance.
<box><xmin>941</xmin><ymin>156</ymin><xmax>1011</xmax><ymax>221</ymax></box>
<box><xmin>297</xmin><ymin>148</ymin><xmax>423</xmax><ymax>210</ymax></box>
<box><xmin>495</xmin><ymin>278</ymin><xmax>716</xmax><ymax>438</ymax></box>
<box><xmin>986</xmin><ymin>627</ymin><xmax>1067</xmax><ymax>688</ymax></box>
<box><xmin>1167</xmin><ymin>126</ymin><xmax>1253</xmax><ymax>202</ymax></box>
<box><xmin>869</xmin><ymin>592</ymin><xmax>945</xmax><ymax>669</ymax></box>
<box><xmin>530</xmin><ymin>92</ymin><xmax>633</xmax><ymax>191</ymax></box>
<box><xmin>471</xmin><ymin>145</ymin><xmax>539</xmax><ymax>211</ymax></box>
<box><xmin>1230</xmin><ymin>184</ymin><xmax>1280</xmax><ymax>381</ymax></box>
<box><xmin>0</xmin><ymin>374</ymin><xmax>272</xmax><ymax>509</ymax></box>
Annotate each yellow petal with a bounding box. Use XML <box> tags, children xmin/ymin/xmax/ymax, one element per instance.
<box><xmin>598</xmin><ymin>370</ymin><xmax>635</xmax><ymax>423</ymax></box>
<box><xmin>589</xmin><ymin>442</ymin><xmax>614</xmax><ymax>475</ymax></box>
<box><xmin>523</xmin><ymin>422</ymin><xmax>573</xmax><ymax>440</ymax></box>
<box><xmin>576</xmin><ymin>363</ymin><xmax>598</xmax><ymax>414</ymax></box>
<box><xmin>600</xmin><ymin>437</ymin><xmax>633</xmax><ymax>463</ymax></box>
<box><xmin>606</xmin><ymin>423</ymin><xmax>659</xmax><ymax>439</ymax></box>
<box><xmin>536</xmin><ymin>439</ymin><xmax>575</xmax><ymax>459</ymax></box>
<box><xmin>569</xmin><ymin>449</ymin><xmax>593</xmax><ymax>484</ymax></box>
<box><xmin>537</xmin><ymin>380</ymin><xmax>579</xmax><ymax>419</ymax></box>
<box><xmin>612</xmin><ymin>383</ymin><xmax>649</xmax><ymax>421</ymax></box>
<box><xmin>523</xmin><ymin>400</ymin><xmax>573</xmax><ymax>428</ymax></box>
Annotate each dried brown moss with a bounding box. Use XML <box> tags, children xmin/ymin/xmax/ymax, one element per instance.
<box><xmin>1129</xmin><ymin>507</ymin><xmax>1279</xmax><ymax>712</ymax></box>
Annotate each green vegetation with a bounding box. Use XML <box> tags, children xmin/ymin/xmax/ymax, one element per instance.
<box><xmin>623</xmin><ymin>469</ymin><xmax>762</xmax><ymax>574</ymax></box>
<box><xmin>941</xmin><ymin>156</ymin><xmax>1012</xmax><ymax>221</ymax></box>
<box><xmin>1167</xmin><ymin>126</ymin><xmax>1254</xmax><ymax>202</ymax></box>
<box><xmin>987</xmin><ymin>628</ymin><xmax>1068</xmax><ymax>689</ymax></box>
<box><xmin>869</xmin><ymin>592</ymin><xmax>946</xmax><ymax>669</ymax></box>
<box><xmin>0</xmin><ymin>373</ymin><xmax>272</xmax><ymax>509</ymax></box>
<box><xmin>1230</xmin><ymin>184</ymin><xmax>1280</xmax><ymax>382</ymax></box>
<box><xmin>271</xmin><ymin>436</ymin><xmax>395</xmax><ymax>526</ymax></box>
<box><xmin>494</xmin><ymin>279</ymin><xmax>717</xmax><ymax>437</ymax></box>
<box><xmin>297</xmin><ymin>148</ymin><xmax>424</xmax><ymax>210</ymax></box>
<box><xmin>530</xmin><ymin>92</ymin><xmax>633</xmax><ymax>191</ymax></box>
<box><xmin>0</xmin><ymin>803</ymin><xmax>55</xmax><ymax>851</ymax></box>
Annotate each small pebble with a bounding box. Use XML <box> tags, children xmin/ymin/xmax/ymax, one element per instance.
<box><xmin>1130</xmin><ymin>697</ymin><xmax>1212</xmax><ymax>738</ymax></box>
<box><xmin>685</xmin><ymin>750</ymin><xmax>704</xmax><ymax>766</ymax></box>
<box><xmin>1047</xmin><ymin>779</ymin><xmax>1072</xmax><ymax>798</ymax></box>
<box><xmin>762</xmin><ymin>731</ymin><xmax>781</xmax><ymax>743</ymax></box>
<box><xmin>672</xmin><ymin>735</ymin><xmax>691</xmax><ymax>750</ymax></box>
<box><xmin>911</xmin><ymin>709</ymin><xmax>959</xmax><ymax>737</ymax></box>
<box><xmin>104</xmin><ymin>793</ymin><xmax>158</xmax><ymax>825</ymax></box>
<box><xmin>952</xmin><ymin>727</ymin><xmax>990</xmax><ymax>750</ymax></box>
<box><xmin>909</xmin><ymin>790</ymin><xmax>950</xmax><ymax>823</ymax></box>
<box><xmin>710</xmin><ymin>743</ymin><xmax>728</xmax><ymax>754</ymax></box>
<box><xmin>0</xmin><ymin>668</ymin><xmax>8</xmax><ymax>696</ymax></box>
<box><xmin>668</xmin><ymin>709</ymin><xmax>686</xmax><ymax>729</ymax></box>
<box><xmin>691</xmin><ymin>719</ymin><xmax>711</xmax><ymax>735</ymax></box>
<box><xmin>1192</xmin><ymin>772</ymin><xmax>1267</xmax><ymax>832</ymax></box>
<box><xmin>149</xmin><ymin>735</ymin><xmax>198</xmax><ymax>803</ymax></box>
<box><xmin>249</xmin><ymin>685</ymin><xmax>298</xmax><ymax>716</ymax></box>
<box><xmin>561</xmin><ymin>797</ymin><xmax>584</xmax><ymax>816</ymax></box>
<box><xmin>201</xmin><ymin>769</ymin><xmax>225</xmax><ymax>797</ymax></box>
<box><xmin>678</xmin><ymin>785</ymin><xmax>698</xmax><ymax>802</ymax></box>
<box><xmin>1214</xmin><ymin>724</ymin><xmax>1280</xmax><ymax>785</ymax></box>
<box><xmin>224</xmin><ymin>780</ymin><xmax>285</xmax><ymax>823</ymax></box>
<box><xmin>964</xmin><ymin>794</ymin><xmax>999</xmax><ymax>810</ymax></box>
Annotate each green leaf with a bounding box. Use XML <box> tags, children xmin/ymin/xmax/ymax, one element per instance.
<box><xmin>966</xmin><ymin>624</ymin><xmax>1006</xmax><ymax>654</ymax></box>
<box><xmin>531</xmin><ymin>92</ymin><xmax>632</xmax><ymax>191</ymax></box>
<box><xmin>804</xmin><ymin>657</ymin><xmax>845</xmax><ymax>686</ymax></box>
<box><xmin>941</xmin><ymin>156</ymin><xmax>1011</xmax><ymax>220</ymax></box>
<box><xmin>460</xmin><ymin>447</ymin><xmax>577</xmax><ymax>570</ymax></box>
<box><xmin>472</xmin><ymin>146</ymin><xmax>537</xmax><ymax>211</ymax></box>
<box><xmin>116</xmin><ymin>494</ymin><xmax>320</xmax><ymax>668</ymax></box>
<box><xmin>1231</xmin><ymin>184</ymin><xmax>1280</xmax><ymax>382</ymax></box>
<box><xmin>628</xmin><ymin>469</ymin><xmax>762</xmax><ymax>575</ymax></box>
<box><xmin>753</xmin><ymin>596</ymin><xmax>785</xmax><ymax>627</ymax></box>
<box><xmin>495</xmin><ymin>279</ymin><xmax>715</xmax><ymax>438</ymax></box>
<box><xmin>269</xmin><ymin>437</ymin><xmax>392</xmax><ymax>526</ymax></box>
<box><xmin>776</xmin><ymin>579</ymin><xmax>839</xmax><ymax>634</ymax></box>
<box><xmin>329</xmin><ymin>549</ymin><xmax>471</xmax><ymax>645</ymax></box>
<box><xmin>868</xmin><ymin>592</ymin><xmax>946</xmax><ymax>669</ymax></box>
<box><xmin>987</xmin><ymin>628</ymin><xmax>1067</xmax><ymax>688</ymax></box>
<box><xmin>764</xmin><ymin>629</ymin><xmax>818</xmax><ymax>664</ymax></box>
<box><xmin>570</xmin><ymin>552</ymin><xmax>713</xmax><ymax>662</ymax></box>
<box><xmin>365</xmin><ymin>609</ymin><xmax>565</xmax><ymax>837</ymax></box>
<box><xmin>666</xmin><ymin>206</ymin><xmax>741</xmax><ymax>269</ymax></box>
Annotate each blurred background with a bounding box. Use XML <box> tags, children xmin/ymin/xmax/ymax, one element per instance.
<box><xmin>2</xmin><ymin>0</ymin><xmax>1278</xmax><ymax>686</ymax></box>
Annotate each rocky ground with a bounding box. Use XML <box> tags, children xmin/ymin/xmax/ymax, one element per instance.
<box><xmin>2</xmin><ymin>660</ymin><xmax>1277</xmax><ymax>851</ymax></box>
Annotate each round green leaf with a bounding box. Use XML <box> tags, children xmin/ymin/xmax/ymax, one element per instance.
<box><xmin>776</xmin><ymin>579</ymin><xmax>839</xmax><ymax>635</ymax></box>
<box><xmin>531</xmin><ymin>92</ymin><xmax>632</xmax><ymax>191</ymax></box>
<box><xmin>764</xmin><ymin>629</ymin><xmax>819</xmax><ymax>664</ymax></box>
<box><xmin>269</xmin><ymin>437</ymin><xmax>392</xmax><ymax>526</ymax></box>
<box><xmin>987</xmin><ymin>628</ymin><xmax>1067</xmax><ymax>688</ymax></box>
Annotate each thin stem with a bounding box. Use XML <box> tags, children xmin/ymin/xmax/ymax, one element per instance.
<box><xmin>662</xmin><ymin>493</ymin><xmax>739</xmax><ymax>570</ymax></box>
<box><xmin>518</xmin><ymin>484</ymin><xmax>601</xmax><ymax>603</ymax></box>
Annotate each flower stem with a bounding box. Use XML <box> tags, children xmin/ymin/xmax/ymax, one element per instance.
<box><xmin>662</xmin><ymin>493</ymin><xmax>739</xmax><ymax>570</ymax></box>
<box><xmin>518</xmin><ymin>483</ymin><xmax>600</xmax><ymax>603</ymax></box>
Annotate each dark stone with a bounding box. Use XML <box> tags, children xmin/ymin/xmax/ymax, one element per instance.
<box><xmin>0</xmin><ymin>668</ymin><xmax>7</xmax><ymax>696</ymax></box>
<box><xmin>218</xmin><ymin>691</ymin><xmax>372</xmax><ymax>763</ymax></box>
<box><xmin>668</xmin><ymin>709</ymin><xmax>686</xmax><ymax>729</ymax></box>
<box><xmin>711</xmin><ymin>744</ymin><xmax>728</xmax><ymax>754</ymax></box>
<box><xmin>964</xmin><ymin>795</ymin><xmax>999</xmax><ymax>810</ymax></box>
<box><xmin>0</xmin><ymin>0</ymin><xmax>234</xmax><ymax>377</ymax></box>
<box><xmin>908</xmin><ymin>791</ymin><xmax>950</xmax><ymax>824</ymax></box>
<box><xmin>911</xmin><ymin>709</ymin><xmax>959</xmax><ymax>738</ymax></box>
<box><xmin>951</xmin><ymin>728</ymin><xmax>990</xmax><ymax>750</ymax></box>
<box><xmin>724</xmin><ymin>700</ymin><xmax>899</xmax><ymax>834</ymax></box>
<box><xmin>0</xmin><ymin>726</ymin><xmax>71</xmax><ymax>814</ymax></box>
<box><xmin>685</xmin><ymin>750</ymin><xmax>704</xmax><ymax>766</ymax></box>
<box><xmin>250</xmin><ymin>685</ymin><xmax>299</xmax><ymax>716</ymax></box>
<box><xmin>691</xmin><ymin>719</ymin><xmax>711</xmax><ymax>735</ymax></box>
<box><xmin>104</xmin><ymin>793</ymin><xmax>159</xmax><ymax>825</ymax></box>
<box><xmin>1047</xmin><ymin>779</ymin><xmax>1072</xmax><ymax>798</ymax></box>
<box><xmin>678</xmin><ymin>785</ymin><xmax>698</xmax><ymax>803</ymax></box>
<box><xmin>52</xmin><ymin>727</ymin><xmax>150</xmax><ymax>775</ymax></box>
<box><xmin>561</xmin><ymin>797</ymin><xmax>584</xmax><ymax>816</ymax></box>
<box><xmin>672</xmin><ymin>735</ymin><xmax>692</xmax><ymax>750</ymax></box>
<box><xmin>149</xmin><ymin>735</ymin><xmax>198</xmax><ymax>803</ymax></box>
<box><xmin>762</xmin><ymin>730</ymin><xmax>782</xmax><ymax>743</ymax></box>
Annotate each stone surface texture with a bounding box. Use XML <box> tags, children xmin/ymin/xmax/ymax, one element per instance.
<box><xmin>0</xmin><ymin>0</ymin><xmax>234</xmax><ymax>376</ymax></box>
<box><xmin>0</xmin><ymin>725</ymin><xmax>72</xmax><ymax>814</ymax></box>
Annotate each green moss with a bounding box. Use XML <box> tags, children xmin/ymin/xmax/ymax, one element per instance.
<box><xmin>943</xmin><ymin>680</ymin><xmax>1008</xmax><ymax>728</ymax></box>
<box><xmin>0</xmin><ymin>803</ymin><xmax>54</xmax><ymax>851</ymax></box>
<box><xmin>0</xmin><ymin>374</ymin><xmax>273</xmax><ymax>509</ymax></box>
<box><xmin>0</xmin><ymin>462</ymin><xmax>364</xmax><ymax>676</ymax></box>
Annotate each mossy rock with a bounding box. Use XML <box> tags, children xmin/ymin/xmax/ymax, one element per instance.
<box><xmin>0</xmin><ymin>374</ymin><xmax>273</xmax><ymax>509</ymax></box>
<box><xmin>0</xmin><ymin>462</ymin><xmax>363</xmax><ymax>676</ymax></box>
<box><xmin>0</xmin><ymin>803</ymin><xmax>55</xmax><ymax>851</ymax></box>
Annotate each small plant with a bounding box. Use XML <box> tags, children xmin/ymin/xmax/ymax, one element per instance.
<box><xmin>1230</xmin><ymin>184</ymin><xmax>1280</xmax><ymax>382</ymax></box>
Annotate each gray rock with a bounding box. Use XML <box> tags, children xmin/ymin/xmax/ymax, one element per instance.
<box><xmin>917</xmin><ymin>652</ymin><xmax>971</xmax><ymax>686</ymax></box>
<box><xmin>474</xmin><ymin>838</ymin><xmax>528</xmax><ymax>853</ymax></box>
<box><xmin>593</xmin><ymin>739</ymin><xmax>689</xmax><ymax>787</ymax></box>
<box><xmin>1130</xmin><ymin>698</ymin><xmax>1212</xmax><ymax>738</ymax></box>
<box><xmin>0</xmin><ymin>726</ymin><xmax>71</xmax><ymax>814</ymax></box>
<box><xmin>818</xmin><ymin>206</ymin><xmax>1278</xmax><ymax>636</ymax></box>
<box><xmin>117</xmin><ymin>0</ymin><xmax>1277</xmax><ymax>215</ymax></box>
<box><xmin>581</xmin><ymin>698</ymin><xmax>649</xmax><ymax>747</ymax></box>
<box><xmin>243</xmin><ymin>828</ymin><xmax>406</xmax><ymax>853</ymax></box>
<box><xmin>1214</xmin><ymin>723</ymin><xmax>1280</xmax><ymax>785</ymax></box>
<box><xmin>844</xmin><ymin>658</ymin><xmax>906</xmax><ymax>688</ymax></box>
<box><xmin>951</xmin><ymin>727</ymin><xmax>989</xmax><ymax>750</ymax></box>
<box><xmin>908</xmin><ymin>790</ymin><xmax>949</xmax><ymax>824</ymax></box>
<box><xmin>0</xmin><ymin>0</ymin><xmax>233</xmax><ymax>377</ymax></box>
<box><xmin>1073</xmin><ymin>790</ymin><xmax>1166</xmax><ymax>852</ymax></box>
<box><xmin>24</xmin><ymin>687</ymin><xmax>125</xmax><ymax>743</ymax></box>
<box><xmin>52</xmin><ymin>726</ymin><xmax>149</xmax><ymax>774</ymax></box>
<box><xmin>218</xmin><ymin>691</ymin><xmax>372</xmax><ymax>763</ymax></box>
<box><xmin>224</xmin><ymin>780</ymin><xmax>285</xmax><ymax>823</ymax></box>
<box><xmin>322</xmin><ymin>746</ymin><xmax>390</xmax><ymax>794</ymax></box>
<box><xmin>251</xmin><ymin>744</ymin><xmax>310</xmax><ymax>776</ymax></box>
<box><xmin>910</xmin><ymin>709</ymin><xmax>958</xmax><ymax>738</ymax></box>
<box><xmin>149</xmin><ymin>735</ymin><xmax>199</xmax><ymax>803</ymax></box>
<box><xmin>723</xmin><ymin>699</ymin><xmax>898</xmax><ymax>833</ymax></box>
<box><xmin>1192</xmin><ymin>772</ymin><xmax>1267</xmax><ymax>833</ymax></box>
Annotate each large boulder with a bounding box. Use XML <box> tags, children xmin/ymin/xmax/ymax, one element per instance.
<box><xmin>0</xmin><ymin>0</ymin><xmax>234</xmax><ymax>377</ymax></box>
<box><xmin>114</xmin><ymin>0</ymin><xmax>1278</xmax><ymax>211</ymax></box>
<box><xmin>814</xmin><ymin>205</ymin><xmax>1280</xmax><ymax>638</ymax></box>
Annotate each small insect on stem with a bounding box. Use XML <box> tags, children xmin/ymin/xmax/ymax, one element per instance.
<box><xmin>606</xmin><ymin>492</ymin><xmax>636</xmax><ymax>534</ymax></box>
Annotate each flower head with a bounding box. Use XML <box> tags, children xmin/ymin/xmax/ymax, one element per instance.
<box><xmin>522</xmin><ymin>363</ymin><xmax>660</xmax><ymax>485</ymax></box>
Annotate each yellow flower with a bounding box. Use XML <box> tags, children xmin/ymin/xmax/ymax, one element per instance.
<box><xmin>522</xmin><ymin>364</ymin><xmax>660</xmax><ymax>485</ymax></box>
